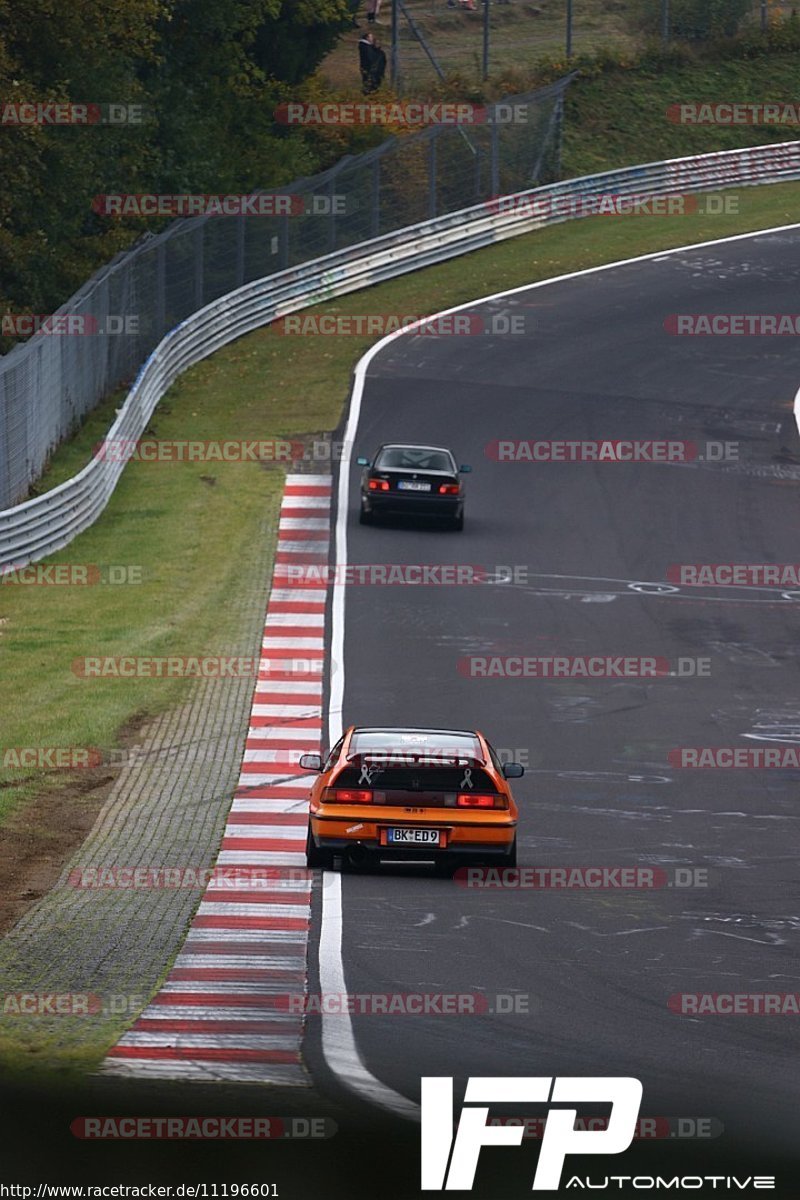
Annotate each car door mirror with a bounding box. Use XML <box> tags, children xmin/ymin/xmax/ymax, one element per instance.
<box><xmin>356</xmin><ymin>456</ymin><xmax>370</xmax><ymax>466</ymax></box>
<box><xmin>299</xmin><ymin>753</ymin><xmax>323</xmax><ymax>772</ymax></box>
<box><xmin>502</xmin><ymin>761</ymin><xmax>524</xmax><ymax>779</ymax></box>
<box><xmin>459</xmin><ymin>464</ymin><xmax>472</xmax><ymax>473</ymax></box>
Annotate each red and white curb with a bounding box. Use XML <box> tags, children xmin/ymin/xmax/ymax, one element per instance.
<box><xmin>102</xmin><ymin>474</ymin><xmax>331</xmax><ymax>1084</ymax></box>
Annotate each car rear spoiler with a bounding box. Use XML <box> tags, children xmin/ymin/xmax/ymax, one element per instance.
<box><xmin>345</xmin><ymin>751</ymin><xmax>487</xmax><ymax>768</ymax></box>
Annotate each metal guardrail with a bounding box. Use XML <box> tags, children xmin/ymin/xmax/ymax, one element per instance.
<box><xmin>2</xmin><ymin>140</ymin><xmax>800</xmax><ymax>570</ymax></box>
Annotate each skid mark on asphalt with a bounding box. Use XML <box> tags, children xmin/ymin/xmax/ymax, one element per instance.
<box><xmin>101</xmin><ymin>474</ymin><xmax>331</xmax><ymax>1084</ymax></box>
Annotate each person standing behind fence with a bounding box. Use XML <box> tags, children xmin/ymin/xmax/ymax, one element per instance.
<box><xmin>358</xmin><ymin>30</ymin><xmax>377</xmax><ymax>93</ymax></box>
<box><xmin>369</xmin><ymin>37</ymin><xmax>387</xmax><ymax>90</ymax></box>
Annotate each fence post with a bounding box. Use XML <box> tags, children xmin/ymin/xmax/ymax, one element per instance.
<box><xmin>429</xmin><ymin>131</ymin><xmax>437</xmax><ymax>220</ymax></box>
<box><xmin>483</xmin><ymin>0</ymin><xmax>490</xmax><ymax>80</ymax></box>
<box><xmin>328</xmin><ymin>174</ymin><xmax>337</xmax><ymax>252</ymax></box>
<box><xmin>490</xmin><ymin>117</ymin><xmax>500</xmax><ymax>198</ymax></box>
<box><xmin>279</xmin><ymin>210</ymin><xmax>290</xmax><ymax>270</ymax></box>
<box><xmin>391</xmin><ymin>0</ymin><xmax>399</xmax><ymax>88</ymax></box>
<box><xmin>554</xmin><ymin>93</ymin><xmax>565</xmax><ymax>181</ymax></box>
<box><xmin>236</xmin><ymin>217</ymin><xmax>246</xmax><ymax>288</ymax></box>
<box><xmin>156</xmin><ymin>241</ymin><xmax>166</xmax><ymax>336</ymax></box>
<box><xmin>662</xmin><ymin>0</ymin><xmax>670</xmax><ymax>44</ymax></box>
<box><xmin>0</xmin><ymin>371</ymin><xmax>8</xmax><ymax>510</ymax></box>
<box><xmin>566</xmin><ymin>0</ymin><xmax>573</xmax><ymax>57</ymax></box>
<box><xmin>194</xmin><ymin>222</ymin><xmax>204</xmax><ymax>312</ymax></box>
<box><xmin>371</xmin><ymin>156</ymin><xmax>381</xmax><ymax>238</ymax></box>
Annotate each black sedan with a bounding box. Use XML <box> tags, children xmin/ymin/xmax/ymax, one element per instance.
<box><xmin>356</xmin><ymin>444</ymin><xmax>471</xmax><ymax>530</ymax></box>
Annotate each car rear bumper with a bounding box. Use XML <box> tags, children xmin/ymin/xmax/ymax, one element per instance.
<box><xmin>362</xmin><ymin>492</ymin><xmax>462</xmax><ymax>516</ymax></box>
<box><xmin>310</xmin><ymin>812</ymin><xmax>516</xmax><ymax>855</ymax></box>
<box><xmin>310</xmin><ymin>836</ymin><xmax>514</xmax><ymax>860</ymax></box>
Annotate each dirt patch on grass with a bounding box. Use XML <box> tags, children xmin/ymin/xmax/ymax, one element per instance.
<box><xmin>0</xmin><ymin>714</ymin><xmax>151</xmax><ymax>935</ymax></box>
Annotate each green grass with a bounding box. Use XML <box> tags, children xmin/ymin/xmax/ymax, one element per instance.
<box><xmin>3</xmin><ymin>179</ymin><xmax>800</xmax><ymax>826</ymax></box>
<box><xmin>561</xmin><ymin>51</ymin><xmax>800</xmax><ymax>178</ymax></box>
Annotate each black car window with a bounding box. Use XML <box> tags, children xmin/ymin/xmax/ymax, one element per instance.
<box><xmin>376</xmin><ymin>448</ymin><xmax>454</xmax><ymax>473</ymax></box>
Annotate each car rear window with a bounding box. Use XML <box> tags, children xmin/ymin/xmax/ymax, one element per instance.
<box><xmin>376</xmin><ymin>448</ymin><xmax>454</xmax><ymax>472</ymax></box>
<box><xmin>333</xmin><ymin>765</ymin><xmax>497</xmax><ymax>792</ymax></box>
<box><xmin>350</xmin><ymin>730</ymin><xmax>483</xmax><ymax>760</ymax></box>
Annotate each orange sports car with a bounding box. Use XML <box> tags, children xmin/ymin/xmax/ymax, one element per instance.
<box><xmin>301</xmin><ymin>726</ymin><xmax>523</xmax><ymax>871</ymax></box>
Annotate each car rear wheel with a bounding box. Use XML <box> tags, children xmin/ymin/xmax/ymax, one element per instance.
<box><xmin>359</xmin><ymin>502</ymin><xmax>373</xmax><ymax>525</ymax></box>
<box><xmin>452</xmin><ymin>510</ymin><xmax>464</xmax><ymax>531</ymax></box>
<box><xmin>500</xmin><ymin>837</ymin><xmax>517</xmax><ymax>868</ymax></box>
<box><xmin>305</xmin><ymin>826</ymin><xmax>333</xmax><ymax>870</ymax></box>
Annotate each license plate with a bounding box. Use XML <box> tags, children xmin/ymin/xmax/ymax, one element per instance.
<box><xmin>397</xmin><ymin>480</ymin><xmax>431</xmax><ymax>492</ymax></box>
<box><xmin>387</xmin><ymin>827</ymin><xmax>440</xmax><ymax>845</ymax></box>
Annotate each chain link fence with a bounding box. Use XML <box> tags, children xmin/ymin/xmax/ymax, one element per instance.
<box><xmin>0</xmin><ymin>77</ymin><xmax>570</xmax><ymax>512</ymax></box>
<box><xmin>371</xmin><ymin>0</ymin><xmax>792</xmax><ymax>86</ymax></box>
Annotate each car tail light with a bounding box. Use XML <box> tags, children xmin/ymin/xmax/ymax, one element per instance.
<box><xmin>457</xmin><ymin>793</ymin><xmax>499</xmax><ymax>808</ymax></box>
<box><xmin>368</xmin><ymin>479</ymin><xmax>389</xmax><ymax>491</ymax></box>
<box><xmin>322</xmin><ymin>788</ymin><xmax>373</xmax><ymax>803</ymax></box>
<box><xmin>439</xmin><ymin>483</ymin><xmax>460</xmax><ymax>494</ymax></box>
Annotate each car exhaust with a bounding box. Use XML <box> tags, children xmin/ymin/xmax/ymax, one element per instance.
<box><xmin>345</xmin><ymin>842</ymin><xmax>368</xmax><ymax>867</ymax></box>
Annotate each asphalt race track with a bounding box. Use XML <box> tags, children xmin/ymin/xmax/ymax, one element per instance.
<box><xmin>319</xmin><ymin>228</ymin><xmax>800</xmax><ymax>1174</ymax></box>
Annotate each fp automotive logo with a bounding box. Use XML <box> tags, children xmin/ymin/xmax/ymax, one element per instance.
<box><xmin>421</xmin><ymin>1076</ymin><xmax>643</xmax><ymax>1191</ymax></box>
